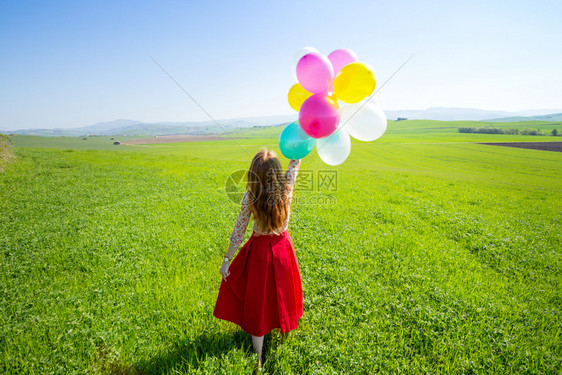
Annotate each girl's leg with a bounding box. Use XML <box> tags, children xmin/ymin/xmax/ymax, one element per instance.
<box><xmin>252</xmin><ymin>335</ymin><xmax>264</xmax><ymax>368</ymax></box>
<box><xmin>252</xmin><ymin>335</ymin><xmax>264</xmax><ymax>356</ymax></box>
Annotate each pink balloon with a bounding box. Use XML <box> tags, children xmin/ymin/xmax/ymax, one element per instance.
<box><xmin>328</xmin><ymin>48</ymin><xmax>359</xmax><ymax>75</ymax></box>
<box><xmin>296</xmin><ymin>52</ymin><xmax>334</xmax><ymax>94</ymax></box>
<box><xmin>298</xmin><ymin>94</ymin><xmax>341</xmax><ymax>139</ymax></box>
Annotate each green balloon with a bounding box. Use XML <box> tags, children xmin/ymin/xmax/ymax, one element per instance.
<box><xmin>279</xmin><ymin>121</ymin><xmax>316</xmax><ymax>159</ymax></box>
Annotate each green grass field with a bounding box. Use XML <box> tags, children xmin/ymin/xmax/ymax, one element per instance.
<box><xmin>1</xmin><ymin>120</ymin><xmax>561</xmax><ymax>374</ymax></box>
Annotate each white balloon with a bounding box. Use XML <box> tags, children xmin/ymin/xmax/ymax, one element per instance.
<box><xmin>292</xmin><ymin>47</ymin><xmax>320</xmax><ymax>81</ymax></box>
<box><xmin>317</xmin><ymin>127</ymin><xmax>351</xmax><ymax>166</ymax></box>
<box><xmin>341</xmin><ymin>102</ymin><xmax>387</xmax><ymax>141</ymax></box>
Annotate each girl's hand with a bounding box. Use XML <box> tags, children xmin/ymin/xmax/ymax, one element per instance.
<box><xmin>220</xmin><ymin>261</ymin><xmax>230</xmax><ymax>282</ymax></box>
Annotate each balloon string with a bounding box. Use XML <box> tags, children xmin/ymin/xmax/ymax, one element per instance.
<box><xmin>372</xmin><ymin>52</ymin><xmax>417</xmax><ymax>97</ymax></box>
<box><xmin>315</xmin><ymin>52</ymin><xmax>417</xmax><ymax>154</ymax></box>
<box><xmin>147</xmin><ymin>54</ymin><xmax>252</xmax><ymax>158</ymax></box>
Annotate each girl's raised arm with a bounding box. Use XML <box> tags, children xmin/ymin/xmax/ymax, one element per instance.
<box><xmin>284</xmin><ymin>159</ymin><xmax>301</xmax><ymax>188</ymax></box>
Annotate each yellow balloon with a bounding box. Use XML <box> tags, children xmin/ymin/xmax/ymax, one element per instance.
<box><xmin>333</xmin><ymin>62</ymin><xmax>376</xmax><ymax>103</ymax></box>
<box><xmin>288</xmin><ymin>83</ymin><xmax>313</xmax><ymax>111</ymax></box>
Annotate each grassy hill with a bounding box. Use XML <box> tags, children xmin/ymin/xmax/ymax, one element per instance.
<box><xmin>487</xmin><ymin>113</ymin><xmax>562</xmax><ymax>122</ymax></box>
<box><xmin>1</xmin><ymin>120</ymin><xmax>561</xmax><ymax>373</ymax></box>
<box><xmin>10</xmin><ymin>119</ymin><xmax>562</xmax><ymax>151</ymax></box>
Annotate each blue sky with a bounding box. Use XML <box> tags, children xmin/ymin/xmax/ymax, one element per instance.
<box><xmin>1</xmin><ymin>0</ymin><xmax>561</xmax><ymax>129</ymax></box>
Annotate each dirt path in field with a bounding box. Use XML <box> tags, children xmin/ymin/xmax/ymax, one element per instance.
<box><xmin>121</xmin><ymin>135</ymin><xmax>233</xmax><ymax>145</ymax></box>
<box><xmin>480</xmin><ymin>141</ymin><xmax>562</xmax><ymax>152</ymax></box>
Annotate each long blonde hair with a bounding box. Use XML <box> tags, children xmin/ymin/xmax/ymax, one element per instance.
<box><xmin>247</xmin><ymin>148</ymin><xmax>290</xmax><ymax>234</ymax></box>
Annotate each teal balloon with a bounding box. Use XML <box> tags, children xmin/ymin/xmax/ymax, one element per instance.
<box><xmin>279</xmin><ymin>121</ymin><xmax>316</xmax><ymax>159</ymax></box>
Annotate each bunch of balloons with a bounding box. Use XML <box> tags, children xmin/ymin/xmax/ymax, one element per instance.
<box><xmin>279</xmin><ymin>47</ymin><xmax>387</xmax><ymax>165</ymax></box>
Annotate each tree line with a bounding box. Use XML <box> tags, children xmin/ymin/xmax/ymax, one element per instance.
<box><xmin>458</xmin><ymin>127</ymin><xmax>561</xmax><ymax>136</ymax></box>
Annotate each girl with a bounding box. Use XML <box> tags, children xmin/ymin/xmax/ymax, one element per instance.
<box><xmin>213</xmin><ymin>148</ymin><xmax>303</xmax><ymax>370</ymax></box>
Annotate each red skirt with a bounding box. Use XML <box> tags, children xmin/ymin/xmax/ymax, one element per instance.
<box><xmin>213</xmin><ymin>230</ymin><xmax>303</xmax><ymax>337</ymax></box>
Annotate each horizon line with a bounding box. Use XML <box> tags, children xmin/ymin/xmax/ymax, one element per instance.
<box><xmin>2</xmin><ymin>107</ymin><xmax>562</xmax><ymax>132</ymax></box>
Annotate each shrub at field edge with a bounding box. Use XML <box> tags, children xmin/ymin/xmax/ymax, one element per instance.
<box><xmin>0</xmin><ymin>133</ymin><xmax>15</xmax><ymax>172</ymax></box>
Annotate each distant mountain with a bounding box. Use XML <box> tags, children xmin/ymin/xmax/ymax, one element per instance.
<box><xmin>486</xmin><ymin>113</ymin><xmax>562</xmax><ymax>122</ymax></box>
<box><xmin>7</xmin><ymin>128</ymin><xmax>87</xmax><ymax>137</ymax></box>
<box><xmin>384</xmin><ymin>107</ymin><xmax>562</xmax><ymax>121</ymax></box>
<box><xmin>7</xmin><ymin>114</ymin><xmax>297</xmax><ymax>136</ymax></box>
<box><xmin>75</xmin><ymin>119</ymin><xmax>143</xmax><ymax>133</ymax></box>
<box><xmin>9</xmin><ymin>119</ymin><xmax>147</xmax><ymax>137</ymax></box>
